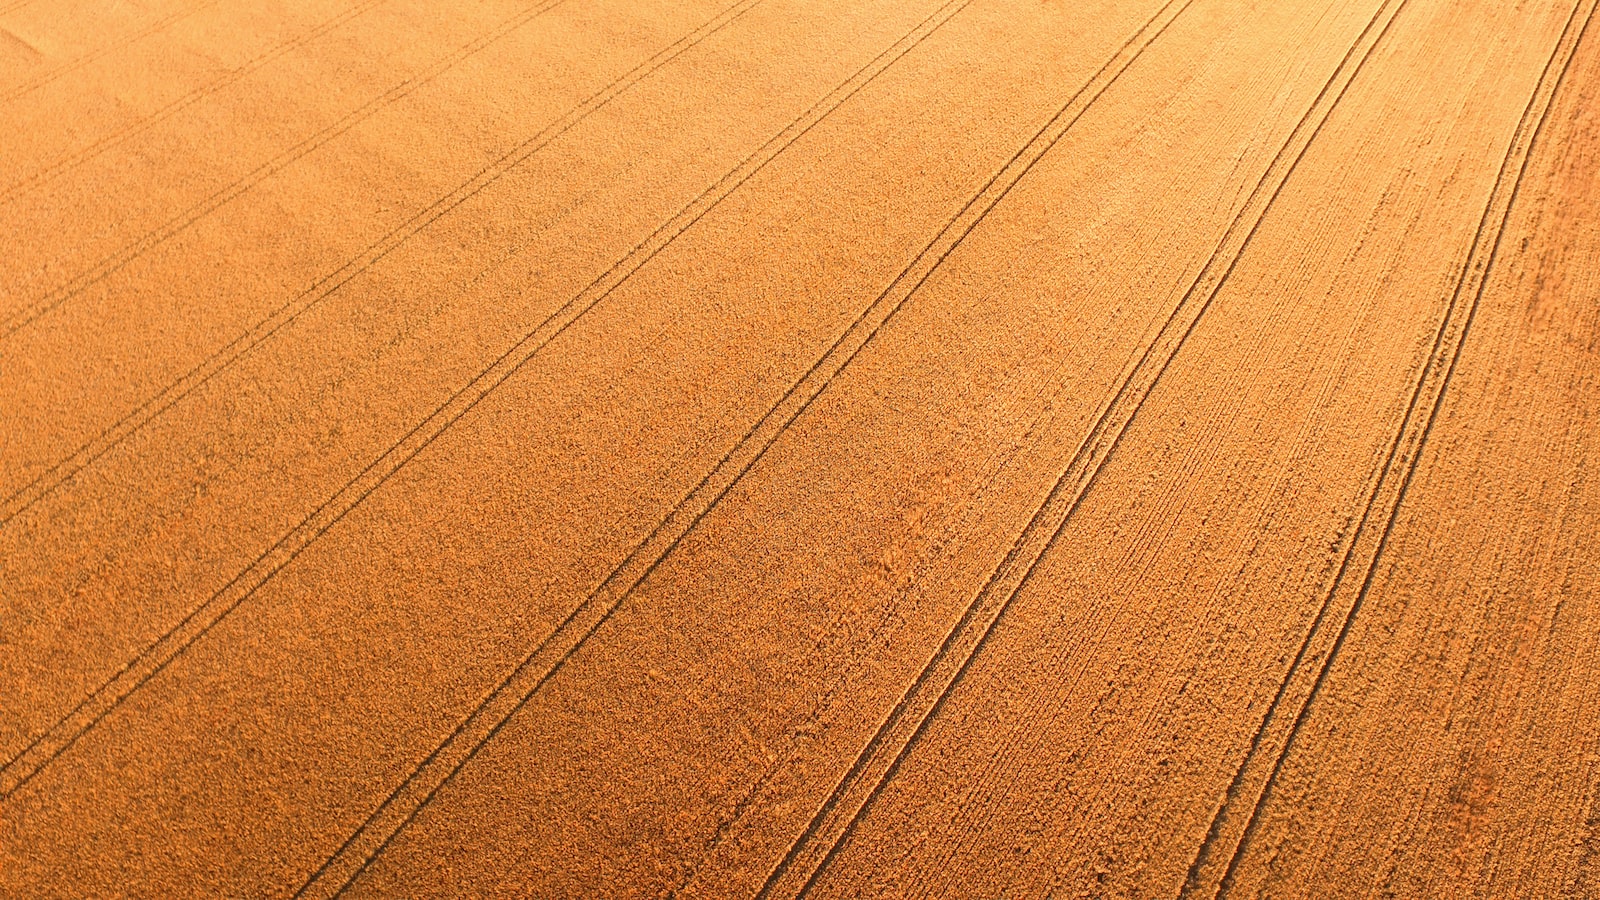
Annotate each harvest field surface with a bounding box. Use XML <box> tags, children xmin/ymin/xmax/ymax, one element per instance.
<box><xmin>3</xmin><ymin>0</ymin><xmax>1599</xmax><ymax>896</ymax></box>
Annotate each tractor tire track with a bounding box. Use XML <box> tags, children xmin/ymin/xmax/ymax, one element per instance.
<box><xmin>0</xmin><ymin>0</ymin><xmax>772</xmax><ymax>794</ymax></box>
<box><xmin>292</xmin><ymin>0</ymin><xmax>1194</xmax><ymax>894</ymax></box>
<box><xmin>0</xmin><ymin>0</ymin><xmax>392</xmax><ymax>203</ymax></box>
<box><xmin>1179</xmin><ymin>1</ymin><xmax>1597</xmax><ymax>895</ymax></box>
<box><xmin>752</xmin><ymin>0</ymin><xmax>1410</xmax><ymax>894</ymax></box>
<box><xmin>0</xmin><ymin>0</ymin><xmax>572</xmax><ymax>340</ymax></box>
<box><xmin>0</xmin><ymin>0</ymin><xmax>956</xmax><ymax>808</ymax></box>
<box><xmin>0</xmin><ymin>0</ymin><xmax>218</xmax><ymax>105</ymax></box>
<box><xmin>0</xmin><ymin>0</ymin><xmax>755</xmax><ymax>525</ymax></box>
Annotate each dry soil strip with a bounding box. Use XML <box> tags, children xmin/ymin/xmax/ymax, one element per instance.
<box><xmin>0</xmin><ymin>0</ymin><xmax>572</xmax><ymax>340</ymax></box>
<box><xmin>752</xmin><ymin>0</ymin><xmax>1410</xmax><ymax>895</ymax></box>
<box><xmin>0</xmin><ymin>0</ymin><xmax>218</xmax><ymax>104</ymax></box>
<box><xmin>0</xmin><ymin>0</ymin><xmax>392</xmax><ymax>202</ymax></box>
<box><xmin>0</xmin><ymin>0</ymin><xmax>772</xmax><ymax>796</ymax></box>
<box><xmin>296</xmin><ymin>1</ymin><xmax>1195</xmax><ymax>896</ymax></box>
<box><xmin>0</xmin><ymin>0</ymin><xmax>760</xmax><ymax>526</ymax></box>
<box><xmin>1179</xmin><ymin>1</ymin><xmax>1597</xmax><ymax>896</ymax></box>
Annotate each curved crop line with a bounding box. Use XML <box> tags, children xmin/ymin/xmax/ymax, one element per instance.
<box><xmin>753</xmin><ymin>0</ymin><xmax>1412</xmax><ymax>895</ymax></box>
<box><xmin>0</xmin><ymin>0</ymin><xmax>767</xmax><ymax>798</ymax></box>
<box><xmin>1198</xmin><ymin>2</ymin><xmax>1596</xmax><ymax>897</ymax></box>
<box><xmin>0</xmin><ymin>0</ymin><xmax>218</xmax><ymax>105</ymax></box>
<box><xmin>0</xmin><ymin>0</ymin><xmax>571</xmax><ymax>341</ymax></box>
<box><xmin>0</xmin><ymin>0</ymin><xmax>393</xmax><ymax>203</ymax></box>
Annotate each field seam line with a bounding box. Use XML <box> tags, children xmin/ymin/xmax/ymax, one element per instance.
<box><xmin>750</xmin><ymin>0</ymin><xmax>1410</xmax><ymax>895</ymax></box>
<box><xmin>0</xmin><ymin>0</ymin><xmax>394</xmax><ymax>204</ymax></box>
<box><xmin>1194</xmin><ymin>1</ymin><xmax>1598</xmax><ymax>896</ymax></box>
<box><xmin>0</xmin><ymin>0</ymin><xmax>219</xmax><ymax>105</ymax></box>
<box><xmin>0</xmin><ymin>0</ymin><xmax>769</xmax><ymax>797</ymax></box>
<box><xmin>0</xmin><ymin>0</ymin><xmax>572</xmax><ymax>341</ymax></box>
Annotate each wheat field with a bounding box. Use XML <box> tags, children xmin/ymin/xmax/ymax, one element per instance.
<box><xmin>2</xmin><ymin>0</ymin><xmax>1598</xmax><ymax>896</ymax></box>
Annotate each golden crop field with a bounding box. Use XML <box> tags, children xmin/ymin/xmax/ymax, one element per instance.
<box><xmin>2</xmin><ymin>0</ymin><xmax>1597</xmax><ymax>896</ymax></box>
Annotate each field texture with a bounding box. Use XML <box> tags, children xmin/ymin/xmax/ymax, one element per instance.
<box><xmin>3</xmin><ymin>0</ymin><xmax>1599</xmax><ymax>896</ymax></box>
